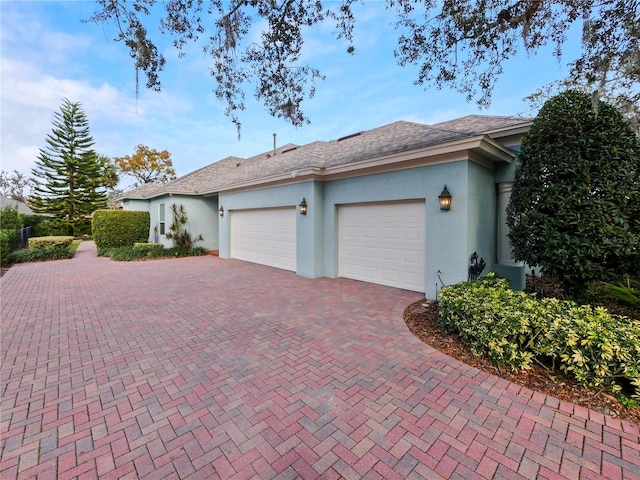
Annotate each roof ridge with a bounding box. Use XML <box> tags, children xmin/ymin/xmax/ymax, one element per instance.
<box><xmin>121</xmin><ymin>114</ymin><xmax>530</xmax><ymax>200</ymax></box>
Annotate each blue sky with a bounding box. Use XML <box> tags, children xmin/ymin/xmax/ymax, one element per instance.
<box><xmin>1</xmin><ymin>1</ymin><xmax>580</xmax><ymax>190</ymax></box>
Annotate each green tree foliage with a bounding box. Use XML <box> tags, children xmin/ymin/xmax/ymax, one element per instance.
<box><xmin>95</xmin><ymin>154</ymin><xmax>123</xmax><ymax>209</ymax></box>
<box><xmin>0</xmin><ymin>205</ymin><xmax>21</xmax><ymax>264</ymax></box>
<box><xmin>30</xmin><ymin>99</ymin><xmax>108</xmax><ymax>236</ymax></box>
<box><xmin>506</xmin><ymin>90</ymin><xmax>640</xmax><ymax>294</ymax></box>
<box><xmin>88</xmin><ymin>1</ymin><xmax>638</xmax><ymax>133</ymax></box>
<box><xmin>524</xmin><ymin>47</ymin><xmax>640</xmax><ymax>136</ymax></box>
<box><xmin>114</xmin><ymin>145</ymin><xmax>176</xmax><ymax>187</ymax></box>
<box><xmin>96</xmin><ymin>154</ymin><xmax>120</xmax><ymax>190</ymax></box>
<box><xmin>0</xmin><ymin>204</ymin><xmax>21</xmax><ymax>230</ymax></box>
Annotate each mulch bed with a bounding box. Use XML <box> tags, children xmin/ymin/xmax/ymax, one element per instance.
<box><xmin>403</xmin><ymin>299</ymin><xmax>640</xmax><ymax>425</ymax></box>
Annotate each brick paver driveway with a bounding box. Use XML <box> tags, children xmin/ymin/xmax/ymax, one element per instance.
<box><xmin>1</xmin><ymin>242</ymin><xmax>639</xmax><ymax>479</ymax></box>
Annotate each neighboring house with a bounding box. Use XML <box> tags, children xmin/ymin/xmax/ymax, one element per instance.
<box><xmin>121</xmin><ymin>115</ymin><xmax>531</xmax><ymax>299</ymax></box>
<box><xmin>0</xmin><ymin>195</ymin><xmax>35</xmax><ymax>215</ymax></box>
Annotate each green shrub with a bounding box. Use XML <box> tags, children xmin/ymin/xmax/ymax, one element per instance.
<box><xmin>103</xmin><ymin>246</ymin><xmax>207</xmax><ymax>261</ymax></box>
<box><xmin>92</xmin><ymin>210</ymin><xmax>150</xmax><ymax>248</ymax></box>
<box><xmin>20</xmin><ymin>214</ymin><xmax>53</xmax><ymax>237</ymax></box>
<box><xmin>1</xmin><ymin>230</ymin><xmax>18</xmax><ymax>266</ymax></box>
<box><xmin>0</xmin><ymin>205</ymin><xmax>21</xmax><ymax>230</ymax></box>
<box><xmin>603</xmin><ymin>282</ymin><xmax>640</xmax><ymax>309</ymax></box>
<box><xmin>36</xmin><ymin>219</ymin><xmax>67</xmax><ymax>237</ymax></box>
<box><xmin>438</xmin><ymin>274</ymin><xmax>537</xmax><ymax>370</ymax></box>
<box><xmin>506</xmin><ymin>91</ymin><xmax>640</xmax><ymax>296</ymax></box>
<box><xmin>28</xmin><ymin>236</ymin><xmax>74</xmax><ymax>249</ymax></box>
<box><xmin>133</xmin><ymin>242</ymin><xmax>164</xmax><ymax>249</ymax></box>
<box><xmin>8</xmin><ymin>247</ymin><xmax>74</xmax><ymax>263</ymax></box>
<box><xmin>438</xmin><ymin>273</ymin><xmax>640</xmax><ymax>399</ymax></box>
<box><xmin>0</xmin><ymin>231</ymin><xmax>8</xmax><ymax>266</ymax></box>
<box><xmin>1</xmin><ymin>229</ymin><xmax>21</xmax><ymax>262</ymax></box>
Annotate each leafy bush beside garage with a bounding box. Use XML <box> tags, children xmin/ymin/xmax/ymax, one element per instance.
<box><xmin>438</xmin><ymin>273</ymin><xmax>640</xmax><ymax>400</ymax></box>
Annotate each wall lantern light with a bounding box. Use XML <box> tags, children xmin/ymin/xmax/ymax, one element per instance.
<box><xmin>299</xmin><ymin>198</ymin><xmax>308</xmax><ymax>215</ymax></box>
<box><xmin>439</xmin><ymin>185</ymin><xmax>452</xmax><ymax>211</ymax></box>
<box><xmin>219</xmin><ymin>205</ymin><xmax>224</xmax><ymax>217</ymax></box>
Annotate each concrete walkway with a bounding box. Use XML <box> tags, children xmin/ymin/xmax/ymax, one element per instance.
<box><xmin>1</xmin><ymin>242</ymin><xmax>638</xmax><ymax>479</ymax></box>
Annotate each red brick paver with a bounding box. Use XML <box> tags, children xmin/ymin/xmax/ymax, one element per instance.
<box><xmin>1</xmin><ymin>242</ymin><xmax>639</xmax><ymax>479</ymax></box>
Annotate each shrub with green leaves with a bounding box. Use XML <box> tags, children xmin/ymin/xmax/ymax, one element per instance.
<box><xmin>1</xmin><ymin>230</ymin><xmax>19</xmax><ymax>266</ymax></box>
<box><xmin>134</xmin><ymin>242</ymin><xmax>163</xmax><ymax>249</ymax></box>
<box><xmin>28</xmin><ymin>236</ymin><xmax>74</xmax><ymax>249</ymax></box>
<box><xmin>1</xmin><ymin>228</ymin><xmax>20</xmax><ymax>248</ymax></box>
<box><xmin>603</xmin><ymin>281</ymin><xmax>640</xmax><ymax>309</ymax></box>
<box><xmin>0</xmin><ymin>204</ymin><xmax>21</xmax><ymax>230</ymax></box>
<box><xmin>92</xmin><ymin>210</ymin><xmax>150</xmax><ymax>248</ymax></box>
<box><xmin>438</xmin><ymin>274</ymin><xmax>538</xmax><ymax>370</ymax></box>
<box><xmin>103</xmin><ymin>245</ymin><xmax>207</xmax><ymax>261</ymax></box>
<box><xmin>438</xmin><ymin>273</ymin><xmax>640</xmax><ymax>399</ymax></box>
<box><xmin>506</xmin><ymin>90</ymin><xmax>640</xmax><ymax>296</ymax></box>
<box><xmin>8</xmin><ymin>247</ymin><xmax>74</xmax><ymax>263</ymax></box>
<box><xmin>0</xmin><ymin>231</ymin><xmax>8</xmax><ymax>266</ymax></box>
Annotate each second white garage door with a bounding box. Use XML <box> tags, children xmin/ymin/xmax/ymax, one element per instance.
<box><xmin>230</xmin><ymin>207</ymin><xmax>297</xmax><ymax>271</ymax></box>
<box><xmin>339</xmin><ymin>201</ymin><xmax>426</xmax><ymax>292</ymax></box>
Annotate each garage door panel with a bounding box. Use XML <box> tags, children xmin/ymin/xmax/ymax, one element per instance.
<box><xmin>379</xmin><ymin>246</ymin><xmax>398</xmax><ymax>260</ymax></box>
<box><xmin>231</xmin><ymin>208</ymin><xmax>296</xmax><ymax>271</ymax></box>
<box><xmin>339</xmin><ymin>201</ymin><xmax>425</xmax><ymax>292</ymax></box>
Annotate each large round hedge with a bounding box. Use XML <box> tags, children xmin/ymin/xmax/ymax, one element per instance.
<box><xmin>506</xmin><ymin>90</ymin><xmax>640</xmax><ymax>293</ymax></box>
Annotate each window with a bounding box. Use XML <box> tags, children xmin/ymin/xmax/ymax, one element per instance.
<box><xmin>159</xmin><ymin>203</ymin><xmax>165</xmax><ymax>235</ymax></box>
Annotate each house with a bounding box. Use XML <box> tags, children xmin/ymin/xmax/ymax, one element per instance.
<box><xmin>121</xmin><ymin>115</ymin><xmax>531</xmax><ymax>299</ymax></box>
<box><xmin>0</xmin><ymin>195</ymin><xmax>35</xmax><ymax>216</ymax></box>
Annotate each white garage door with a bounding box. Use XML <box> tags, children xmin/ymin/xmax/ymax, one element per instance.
<box><xmin>339</xmin><ymin>201</ymin><xmax>426</xmax><ymax>292</ymax></box>
<box><xmin>230</xmin><ymin>207</ymin><xmax>297</xmax><ymax>271</ymax></box>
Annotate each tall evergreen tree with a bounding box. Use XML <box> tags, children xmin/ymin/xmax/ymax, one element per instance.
<box><xmin>30</xmin><ymin>99</ymin><xmax>107</xmax><ymax>236</ymax></box>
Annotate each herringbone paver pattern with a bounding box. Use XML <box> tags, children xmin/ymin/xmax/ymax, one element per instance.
<box><xmin>1</xmin><ymin>242</ymin><xmax>638</xmax><ymax>479</ymax></box>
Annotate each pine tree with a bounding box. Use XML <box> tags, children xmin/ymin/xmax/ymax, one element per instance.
<box><xmin>30</xmin><ymin>99</ymin><xmax>107</xmax><ymax>236</ymax></box>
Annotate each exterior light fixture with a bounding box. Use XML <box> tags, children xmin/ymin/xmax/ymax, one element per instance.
<box><xmin>439</xmin><ymin>185</ymin><xmax>452</xmax><ymax>211</ymax></box>
<box><xmin>219</xmin><ymin>205</ymin><xmax>224</xmax><ymax>217</ymax></box>
<box><xmin>299</xmin><ymin>198</ymin><xmax>308</xmax><ymax>215</ymax></box>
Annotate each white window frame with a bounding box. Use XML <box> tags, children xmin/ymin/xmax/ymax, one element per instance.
<box><xmin>158</xmin><ymin>203</ymin><xmax>166</xmax><ymax>236</ymax></box>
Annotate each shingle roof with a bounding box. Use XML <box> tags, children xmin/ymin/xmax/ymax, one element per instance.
<box><xmin>0</xmin><ymin>195</ymin><xmax>35</xmax><ymax>215</ymax></box>
<box><xmin>122</xmin><ymin>114</ymin><xmax>531</xmax><ymax>199</ymax></box>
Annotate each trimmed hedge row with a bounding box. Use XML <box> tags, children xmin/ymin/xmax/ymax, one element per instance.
<box><xmin>92</xmin><ymin>210</ymin><xmax>150</xmax><ymax>248</ymax></box>
<box><xmin>28</xmin><ymin>236</ymin><xmax>74</xmax><ymax>249</ymax></box>
<box><xmin>438</xmin><ymin>273</ymin><xmax>640</xmax><ymax>399</ymax></box>
<box><xmin>8</xmin><ymin>247</ymin><xmax>74</xmax><ymax>263</ymax></box>
<box><xmin>99</xmin><ymin>245</ymin><xmax>207</xmax><ymax>261</ymax></box>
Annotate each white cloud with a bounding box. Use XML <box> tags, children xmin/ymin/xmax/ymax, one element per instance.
<box><xmin>1</xmin><ymin>55</ymin><xmax>142</xmax><ymax>173</ymax></box>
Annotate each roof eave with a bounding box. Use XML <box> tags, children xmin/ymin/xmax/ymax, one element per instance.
<box><xmin>471</xmin><ymin>136</ymin><xmax>517</xmax><ymax>164</ymax></box>
<box><xmin>321</xmin><ymin>134</ymin><xmax>516</xmax><ymax>179</ymax></box>
<box><xmin>201</xmin><ymin>167</ymin><xmax>325</xmax><ymax>195</ymax></box>
<box><xmin>482</xmin><ymin>121</ymin><xmax>533</xmax><ymax>138</ymax></box>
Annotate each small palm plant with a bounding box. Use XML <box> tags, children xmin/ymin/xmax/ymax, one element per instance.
<box><xmin>165</xmin><ymin>203</ymin><xmax>203</xmax><ymax>249</ymax></box>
